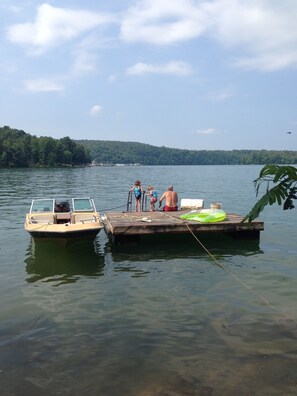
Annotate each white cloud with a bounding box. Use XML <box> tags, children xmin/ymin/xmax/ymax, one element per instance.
<box><xmin>202</xmin><ymin>88</ymin><xmax>235</xmax><ymax>102</ymax></box>
<box><xmin>121</xmin><ymin>0</ymin><xmax>297</xmax><ymax>71</ymax></box>
<box><xmin>126</xmin><ymin>61</ymin><xmax>192</xmax><ymax>76</ymax></box>
<box><xmin>71</xmin><ymin>50</ymin><xmax>98</xmax><ymax>76</ymax></box>
<box><xmin>70</xmin><ymin>33</ymin><xmax>117</xmax><ymax>77</ymax></box>
<box><xmin>5</xmin><ymin>0</ymin><xmax>297</xmax><ymax>79</ymax></box>
<box><xmin>212</xmin><ymin>0</ymin><xmax>297</xmax><ymax>71</ymax></box>
<box><xmin>233</xmin><ymin>51</ymin><xmax>297</xmax><ymax>72</ymax></box>
<box><xmin>6</xmin><ymin>3</ymin><xmax>114</xmax><ymax>53</ymax></box>
<box><xmin>195</xmin><ymin>128</ymin><xmax>215</xmax><ymax>135</ymax></box>
<box><xmin>24</xmin><ymin>78</ymin><xmax>64</xmax><ymax>92</ymax></box>
<box><xmin>121</xmin><ymin>0</ymin><xmax>211</xmax><ymax>45</ymax></box>
<box><xmin>89</xmin><ymin>105</ymin><xmax>102</xmax><ymax>115</ymax></box>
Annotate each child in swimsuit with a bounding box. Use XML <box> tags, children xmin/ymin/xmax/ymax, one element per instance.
<box><xmin>147</xmin><ymin>185</ymin><xmax>158</xmax><ymax>211</ymax></box>
<box><xmin>129</xmin><ymin>180</ymin><xmax>144</xmax><ymax>212</ymax></box>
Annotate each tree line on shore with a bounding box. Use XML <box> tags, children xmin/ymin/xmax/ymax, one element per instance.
<box><xmin>78</xmin><ymin>139</ymin><xmax>297</xmax><ymax>166</ymax></box>
<box><xmin>1</xmin><ymin>126</ymin><xmax>296</xmax><ymax>167</ymax></box>
<box><xmin>0</xmin><ymin>126</ymin><xmax>91</xmax><ymax>167</ymax></box>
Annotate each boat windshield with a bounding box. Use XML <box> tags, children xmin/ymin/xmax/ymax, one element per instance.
<box><xmin>72</xmin><ymin>198</ymin><xmax>95</xmax><ymax>212</ymax></box>
<box><xmin>30</xmin><ymin>199</ymin><xmax>55</xmax><ymax>213</ymax></box>
<box><xmin>29</xmin><ymin>198</ymin><xmax>96</xmax><ymax>213</ymax></box>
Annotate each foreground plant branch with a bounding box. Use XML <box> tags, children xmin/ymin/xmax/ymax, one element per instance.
<box><xmin>243</xmin><ymin>164</ymin><xmax>297</xmax><ymax>223</ymax></box>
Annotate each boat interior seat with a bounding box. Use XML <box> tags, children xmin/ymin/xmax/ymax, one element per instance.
<box><xmin>56</xmin><ymin>212</ymin><xmax>71</xmax><ymax>224</ymax></box>
<box><xmin>180</xmin><ymin>199</ymin><xmax>204</xmax><ymax>210</ymax></box>
<box><xmin>72</xmin><ymin>213</ymin><xmax>96</xmax><ymax>224</ymax></box>
<box><xmin>29</xmin><ymin>213</ymin><xmax>55</xmax><ymax>224</ymax></box>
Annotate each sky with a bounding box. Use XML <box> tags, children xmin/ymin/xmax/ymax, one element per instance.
<box><xmin>1</xmin><ymin>0</ymin><xmax>297</xmax><ymax>151</ymax></box>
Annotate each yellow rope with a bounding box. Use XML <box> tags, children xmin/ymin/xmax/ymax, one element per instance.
<box><xmin>182</xmin><ymin>221</ymin><xmax>276</xmax><ymax>310</ymax></box>
<box><xmin>164</xmin><ymin>212</ymin><xmax>279</xmax><ymax>312</ymax></box>
<box><xmin>29</xmin><ymin>222</ymin><xmax>51</xmax><ymax>231</ymax></box>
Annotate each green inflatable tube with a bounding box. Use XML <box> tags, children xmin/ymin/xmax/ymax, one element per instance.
<box><xmin>180</xmin><ymin>209</ymin><xmax>226</xmax><ymax>223</ymax></box>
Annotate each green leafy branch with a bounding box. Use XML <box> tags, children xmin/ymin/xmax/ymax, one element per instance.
<box><xmin>243</xmin><ymin>165</ymin><xmax>297</xmax><ymax>223</ymax></box>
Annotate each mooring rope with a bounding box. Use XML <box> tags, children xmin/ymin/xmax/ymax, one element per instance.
<box><xmin>182</xmin><ymin>220</ymin><xmax>277</xmax><ymax>310</ymax></box>
<box><xmin>29</xmin><ymin>222</ymin><xmax>51</xmax><ymax>231</ymax></box>
<box><xmin>97</xmin><ymin>203</ymin><xmax>127</xmax><ymax>212</ymax></box>
<box><xmin>163</xmin><ymin>212</ymin><xmax>280</xmax><ymax>312</ymax></box>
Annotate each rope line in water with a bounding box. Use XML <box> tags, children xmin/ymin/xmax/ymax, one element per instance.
<box><xmin>182</xmin><ymin>220</ymin><xmax>277</xmax><ymax>311</ymax></box>
<box><xmin>164</xmin><ymin>212</ymin><xmax>279</xmax><ymax>313</ymax></box>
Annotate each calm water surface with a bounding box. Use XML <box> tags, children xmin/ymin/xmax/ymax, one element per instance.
<box><xmin>0</xmin><ymin>166</ymin><xmax>296</xmax><ymax>396</ymax></box>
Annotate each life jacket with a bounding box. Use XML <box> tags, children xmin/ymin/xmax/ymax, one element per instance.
<box><xmin>152</xmin><ymin>190</ymin><xmax>158</xmax><ymax>198</ymax></box>
<box><xmin>134</xmin><ymin>186</ymin><xmax>141</xmax><ymax>198</ymax></box>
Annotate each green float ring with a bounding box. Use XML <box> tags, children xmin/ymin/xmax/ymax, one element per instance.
<box><xmin>180</xmin><ymin>209</ymin><xmax>226</xmax><ymax>223</ymax></box>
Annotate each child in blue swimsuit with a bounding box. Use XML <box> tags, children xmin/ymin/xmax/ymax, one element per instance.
<box><xmin>129</xmin><ymin>180</ymin><xmax>144</xmax><ymax>211</ymax></box>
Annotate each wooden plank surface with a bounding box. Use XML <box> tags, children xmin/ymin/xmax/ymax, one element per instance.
<box><xmin>103</xmin><ymin>210</ymin><xmax>264</xmax><ymax>237</ymax></box>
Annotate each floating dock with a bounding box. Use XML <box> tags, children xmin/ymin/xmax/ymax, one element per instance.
<box><xmin>102</xmin><ymin>210</ymin><xmax>264</xmax><ymax>243</ymax></box>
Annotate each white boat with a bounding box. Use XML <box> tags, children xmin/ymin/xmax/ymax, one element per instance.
<box><xmin>25</xmin><ymin>197</ymin><xmax>103</xmax><ymax>242</ymax></box>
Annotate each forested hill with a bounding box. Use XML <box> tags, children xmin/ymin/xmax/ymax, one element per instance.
<box><xmin>1</xmin><ymin>125</ymin><xmax>296</xmax><ymax>167</ymax></box>
<box><xmin>0</xmin><ymin>126</ymin><xmax>91</xmax><ymax>167</ymax></box>
<box><xmin>77</xmin><ymin>139</ymin><xmax>297</xmax><ymax>165</ymax></box>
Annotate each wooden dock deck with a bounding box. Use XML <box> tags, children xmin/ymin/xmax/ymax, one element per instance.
<box><xmin>102</xmin><ymin>210</ymin><xmax>264</xmax><ymax>242</ymax></box>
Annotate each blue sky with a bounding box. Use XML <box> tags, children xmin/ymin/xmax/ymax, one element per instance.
<box><xmin>1</xmin><ymin>0</ymin><xmax>297</xmax><ymax>150</ymax></box>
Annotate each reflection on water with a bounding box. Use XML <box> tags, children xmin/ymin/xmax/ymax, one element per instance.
<box><xmin>2</xmin><ymin>166</ymin><xmax>297</xmax><ymax>395</ymax></box>
<box><xmin>25</xmin><ymin>233</ymin><xmax>263</xmax><ymax>284</ymax></box>
<box><xmin>106</xmin><ymin>233</ymin><xmax>263</xmax><ymax>263</ymax></box>
<box><xmin>25</xmin><ymin>239</ymin><xmax>105</xmax><ymax>284</ymax></box>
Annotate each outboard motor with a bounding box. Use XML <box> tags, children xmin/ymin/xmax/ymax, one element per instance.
<box><xmin>55</xmin><ymin>201</ymin><xmax>70</xmax><ymax>213</ymax></box>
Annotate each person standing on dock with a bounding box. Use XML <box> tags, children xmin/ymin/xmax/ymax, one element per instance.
<box><xmin>159</xmin><ymin>185</ymin><xmax>178</xmax><ymax>211</ymax></box>
<box><xmin>129</xmin><ymin>180</ymin><xmax>145</xmax><ymax>212</ymax></box>
<box><xmin>146</xmin><ymin>185</ymin><xmax>158</xmax><ymax>211</ymax></box>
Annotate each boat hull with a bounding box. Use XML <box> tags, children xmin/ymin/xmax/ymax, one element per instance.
<box><xmin>25</xmin><ymin>222</ymin><xmax>103</xmax><ymax>241</ymax></box>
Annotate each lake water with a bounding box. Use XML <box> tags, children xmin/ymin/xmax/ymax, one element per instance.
<box><xmin>0</xmin><ymin>165</ymin><xmax>296</xmax><ymax>396</ymax></box>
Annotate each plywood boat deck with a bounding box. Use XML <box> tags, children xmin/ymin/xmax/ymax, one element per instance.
<box><xmin>103</xmin><ymin>210</ymin><xmax>264</xmax><ymax>242</ymax></box>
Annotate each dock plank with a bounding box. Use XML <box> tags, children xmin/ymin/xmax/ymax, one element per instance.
<box><xmin>102</xmin><ymin>210</ymin><xmax>264</xmax><ymax>240</ymax></box>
